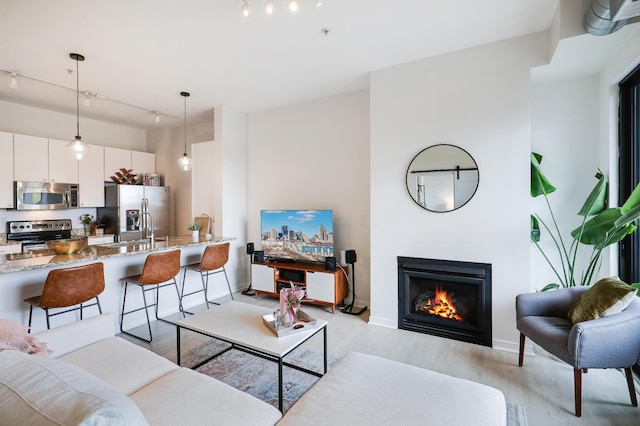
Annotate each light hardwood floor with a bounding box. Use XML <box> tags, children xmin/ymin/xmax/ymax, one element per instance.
<box><xmin>119</xmin><ymin>292</ymin><xmax>640</xmax><ymax>426</ymax></box>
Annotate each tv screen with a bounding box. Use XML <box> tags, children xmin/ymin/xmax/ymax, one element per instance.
<box><xmin>260</xmin><ymin>210</ymin><xmax>334</xmax><ymax>263</ymax></box>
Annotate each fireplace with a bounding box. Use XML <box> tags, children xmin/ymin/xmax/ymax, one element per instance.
<box><xmin>397</xmin><ymin>257</ymin><xmax>492</xmax><ymax>347</ymax></box>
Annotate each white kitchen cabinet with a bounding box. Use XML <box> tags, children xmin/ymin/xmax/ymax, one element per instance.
<box><xmin>48</xmin><ymin>138</ymin><xmax>79</xmax><ymax>183</ymax></box>
<box><xmin>251</xmin><ymin>263</ymin><xmax>276</xmax><ymax>293</ymax></box>
<box><xmin>131</xmin><ymin>150</ymin><xmax>155</xmax><ymax>175</ymax></box>
<box><xmin>104</xmin><ymin>147</ymin><xmax>132</xmax><ymax>181</ymax></box>
<box><xmin>79</xmin><ymin>145</ymin><xmax>105</xmax><ymax>207</ymax></box>
<box><xmin>14</xmin><ymin>134</ymin><xmax>48</xmax><ymax>182</ymax></box>
<box><xmin>0</xmin><ymin>243</ymin><xmax>21</xmax><ymax>255</ymax></box>
<box><xmin>0</xmin><ymin>132</ymin><xmax>14</xmax><ymax>208</ymax></box>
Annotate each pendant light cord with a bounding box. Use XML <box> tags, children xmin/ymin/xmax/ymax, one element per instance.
<box><xmin>184</xmin><ymin>94</ymin><xmax>187</xmax><ymax>154</ymax></box>
<box><xmin>75</xmin><ymin>57</ymin><xmax>80</xmax><ymax>138</ymax></box>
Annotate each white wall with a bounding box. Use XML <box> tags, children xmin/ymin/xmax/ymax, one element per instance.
<box><xmin>530</xmin><ymin>75</ymin><xmax>601</xmax><ymax>290</ymax></box>
<box><xmin>0</xmin><ymin>100</ymin><xmax>146</xmax><ymax>150</ymax></box>
<box><xmin>247</xmin><ymin>90</ymin><xmax>371</xmax><ymax>306</ymax></box>
<box><xmin>213</xmin><ymin>106</ymin><xmax>249</xmax><ymax>293</ymax></box>
<box><xmin>370</xmin><ymin>33</ymin><xmax>549</xmax><ymax>352</ymax></box>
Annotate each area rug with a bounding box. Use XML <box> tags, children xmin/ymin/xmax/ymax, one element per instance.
<box><xmin>182</xmin><ymin>339</ymin><xmax>340</xmax><ymax>413</ymax></box>
<box><xmin>183</xmin><ymin>339</ymin><xmax>528</xmax><ymax>424</ymax></box>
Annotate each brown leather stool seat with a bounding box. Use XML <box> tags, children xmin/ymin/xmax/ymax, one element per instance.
<box><xmin>24</xmin><ymin>262</ymin><xmax>105</xmax><ymax>332</ymax></box>
<box><xmin>181</xmin><ymin>243</ymin><xmax>233</xmax><ymax>312</ymax></box>
<box><xmin>120</xmin><ymin>249</ymin><xmax>184</xmax><ymax>342</ymax></box>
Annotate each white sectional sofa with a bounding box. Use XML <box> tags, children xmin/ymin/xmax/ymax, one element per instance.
<box><xmin>0</xmin><ymin>313</ymin><xmax>506</xmax><ymax>425</ymax></box>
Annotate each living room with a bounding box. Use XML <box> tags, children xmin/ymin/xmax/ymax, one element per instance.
<box><xmin>1</xmin><ymin>0</ymin><xmax>640</xmax><ymax>424</ymax></box>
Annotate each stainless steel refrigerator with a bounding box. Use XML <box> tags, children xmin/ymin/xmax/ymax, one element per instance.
<box><xmin>97</xmin><ymin>184</ymin><xmax>170</xmax><ymax>242</ymax></box>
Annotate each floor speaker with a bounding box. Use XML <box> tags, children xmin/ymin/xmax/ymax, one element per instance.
<box><xmin>253</xmin><ymin>250</ymin><xmax>264</xmax><ymax>263</ymax></box>
<box><xmin>325</xmin><ymin>256</ymin><xmax>336</xmax><ymax>271</ymax></box>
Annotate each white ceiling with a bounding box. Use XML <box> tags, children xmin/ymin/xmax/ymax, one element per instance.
<box><xmin>0</xmin><ymin>0</ymin><xmax>561</xmax><ymax>130</ymax></box>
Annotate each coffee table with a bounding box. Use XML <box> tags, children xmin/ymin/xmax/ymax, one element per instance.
<box><xmin>176</xmin><ymin>301</ymin><xmax>328</xmax><ymax>412</ymax></box>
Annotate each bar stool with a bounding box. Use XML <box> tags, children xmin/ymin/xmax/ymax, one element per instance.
<box><xmin>120</xmin><ymin>249</ymin><xmax>184</xmax><ymax>342</ymax></box>
<box><xmin>24</xmin><ymin>262</ymin><xmax>105</xmax><ymax>332</ymax></box>
<box><xmin>181</xmin><ymin>243</ymin><xmax>233</xmax><ymax>312</ymax></box>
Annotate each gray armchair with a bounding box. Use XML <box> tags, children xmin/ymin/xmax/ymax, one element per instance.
<box><xmin>516</xmin><ymin>286</ymin><xmax>640</xmax><ymax>417</ymax></box>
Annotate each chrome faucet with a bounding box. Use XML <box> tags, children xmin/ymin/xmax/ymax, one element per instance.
<box><xmin>141</xmin><ymin>211</ymin><xmax>155</xmax><ymax>242</ymax></box>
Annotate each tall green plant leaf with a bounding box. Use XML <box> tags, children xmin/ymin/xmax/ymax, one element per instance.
<box><xmin>531</xmin><ymin>152</ymin><xmax>556</xmax><ymax>197</ymax></box>
<box><xmin>531</xmin><ymin>215</ymin><xmax>540</xmax><ymax>242</ymax></box>
<box><xmin>571</xmin><ymin>208</ymin><xmax>622</xmax><ymax>246</ymax></box>
<box><xmin>621</xmin><ymin>182</ymin><xmax>640</xmax><ymax>214</ymax></box>
<box><xmin>577</xmin><ymin>171</ymin><xmax>607</xmax><ymax>217</ymax></box>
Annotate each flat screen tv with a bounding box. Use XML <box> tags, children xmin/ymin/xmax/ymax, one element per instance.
<box><xmin>260</xmin><ymin>210</ymin><xmax>334</xmax><ymax>263</ymax></box>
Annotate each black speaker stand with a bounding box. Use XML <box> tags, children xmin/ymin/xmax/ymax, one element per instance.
<box><xmin>241</xmin><ymin>252</ymin><xmax>255</xmax><ymax>296</ymax></box>
<box><xmin>340</xmin><ymin>261</ymin><xmax>367</xmax><ymax>316</ymax></box>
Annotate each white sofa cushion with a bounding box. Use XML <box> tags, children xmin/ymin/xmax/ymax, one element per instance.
<box><xmin>60</xmin><ymin>336</ymin><xmax>179</xmax><ymax>395</ymax></box>
<box><xmin>36</xmin><ymin>313</ymin><xmax>115</xmax><ymax>358</ymax></box>
<box><xmin>278</xmin><ymin>352</ymin><xmax>506</xmax><ymax>426</ymax></box>
<box><xmin>130</xmin><ymin>367</ymin><xmax>282</xmax><ymax>426</ymax></box>
<box><xmin>0</xmin><ymin>350</ymin><xmax>148</xmax><ymax>425</ymax></box>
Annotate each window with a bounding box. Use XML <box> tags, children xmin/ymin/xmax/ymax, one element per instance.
<box><xmin>618</xmin><ymin>63</ymin><xmax>640</xmax><ymax>284</ymax></box>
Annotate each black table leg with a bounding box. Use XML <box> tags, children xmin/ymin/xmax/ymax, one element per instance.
<box><xmin>323</xmin><ymin>326</ymin><xmax>327</xmax><ymax>374</ymax></box>
<box><xmin>176</xmin><ymin>325</ymin><xmax>181</xmax><ymax>366</ymax></box>
<box><xmin>278</xmin><ymin>357</ymin><xmax>284</xmax><ymax>412</ymax></box>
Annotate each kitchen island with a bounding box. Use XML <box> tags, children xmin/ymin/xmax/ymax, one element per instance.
<box><xmin>0</xmin><ymin>235</ymin><xmax>236</xmax><ymax>332</ymax></box>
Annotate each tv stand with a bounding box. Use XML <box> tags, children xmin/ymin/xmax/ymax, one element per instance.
<box><xmin>251</xmin><ymin>260</ymin><xmax>348</xmax><ymax>313</ymax></box>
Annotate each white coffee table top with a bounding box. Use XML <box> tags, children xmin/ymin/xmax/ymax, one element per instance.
<box><xmin>176</xmin><ymin>301</ymin><xmax>327</xmax><ymax>357</ymax></box>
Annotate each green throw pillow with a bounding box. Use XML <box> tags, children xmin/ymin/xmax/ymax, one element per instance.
<box><xmin>568</xmin><ymin>277</ymin><xmax>638</xmax><ymax>324</ymax></box>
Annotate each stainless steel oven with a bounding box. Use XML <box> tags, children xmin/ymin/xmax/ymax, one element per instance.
<box><xmin>14</xmin><ymin>181</ymin><xmax>79</xmax><ymax>210</ymax></box>
<box><xmin>6</xmin><ymin>219</ymin><xmax>73</xmax><ymax>252</ymax></box>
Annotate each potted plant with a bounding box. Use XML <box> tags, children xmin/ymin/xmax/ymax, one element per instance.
<box><xmin>187</xmin><ymin>222</ymin><xmax>201</xmax><ymax>238</ymax></box>
<box><xmin>531</xmin><ymin>152</ymin><xmax>640</xmax><ymax>291</ymax></box>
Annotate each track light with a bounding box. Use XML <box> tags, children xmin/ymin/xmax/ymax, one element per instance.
<box><xmin>83</xmin><ymin>92</ymin><xmax>91</xmax><ymax>107</ymax></box>
<box><xmin>288</xmin><ymin>0</ymin><xmax>299</xmax><ymax>12</ymax></box>
<box><xmin>264</xmin><ymin>0</ymin><xmax>274</xmax><ymax>14</ymax></box>
<box><xmin>9</xmin><ymin>73</ymin><xmax>17</xmax><ymax>89</ymax></box>
<box><xmin>154</xmin><ymin>112</ymin><xmax>161</xmax><ymax>124</ymax></box>
<box><xmin>241</xmin><ymin>0</ymin><xmax>251</xmax><ymax>16</ymax></box>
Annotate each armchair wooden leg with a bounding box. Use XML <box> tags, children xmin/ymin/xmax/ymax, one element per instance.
<box><xmin>518</xmin><ymin>333</ymin><xmax>525</xmax><ymax>367</ymax></box>
<box><xmin>625</xmin><ymin>367</ymin><xmax>638</xmax><ymax>407</ymax></box>
<box><xmin>574</xmin><ymin>369</ymin><xmax>582</xmax><ymax>417</ymax></box>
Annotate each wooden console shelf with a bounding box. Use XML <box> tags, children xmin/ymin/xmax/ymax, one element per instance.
<box><xmin>251</xmin><ymin>260</ymin><xmax>348</xmax><ymax>313</ymax></box>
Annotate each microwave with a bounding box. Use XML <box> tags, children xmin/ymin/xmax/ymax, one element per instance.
<box><xmin>14</xmin><ymin>181</ymin><xmax>79</xmax><ymax>210</ymax></box>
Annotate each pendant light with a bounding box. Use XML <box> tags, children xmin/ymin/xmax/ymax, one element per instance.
<box><xmin>177</xmin><ymin>91</ymin><xmax>192</xmax><ymax>172</ymax></box>
<box><xmin>68</xmin><ymin>53</ymin><xmax>90</xmax><ymax>160</ymax></box>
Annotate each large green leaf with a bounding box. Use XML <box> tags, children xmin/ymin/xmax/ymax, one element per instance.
<box><xmin>615</xmin><ymin>203</ymin><xmax>640</xmax><ymax>228</ymax></box>
<box><xmin>577</xmin><ymin>171</ymin><xmax>607</xmax><ymax>217</ymax></box>
<box><xmin>531</xmin><ymin>215</ymin><xmax>540</xmax><ymax>242</ymax></box>
<box><xmin>621</xmin><ymin>182</ymin><xmax>640</xmax><ymax>214</ymax></box>
<box><xmin>531</xmin><ymin>152</ymin><xmax>556</xmax><ymax>198</ymax></box>
<box><xmin>571</xmin><ymin>208</ymin><xmax>623</xmax><ymax>246</ymax></box>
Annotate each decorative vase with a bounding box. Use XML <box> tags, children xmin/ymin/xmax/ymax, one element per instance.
<box><xmin>192</xmin><ymin>230</ymin><xmax>199</xmax><ymax>240</ymax></box>
<box><xmin>83</xmin><ymin>223</ymin><xmax>91</xmax><ymax>236</ymax></box>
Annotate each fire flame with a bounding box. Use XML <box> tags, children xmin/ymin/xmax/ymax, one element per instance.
<box><xmin>422</xmin><ymin>286</ymin><xmax>463</xmax><ymax>322</ymax></box>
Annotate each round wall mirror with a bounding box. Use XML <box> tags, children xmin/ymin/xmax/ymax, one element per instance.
<box><xmin>406</xmin><ymin>144</ymin><xmax>479</xmax><ymax>212</ymax></box>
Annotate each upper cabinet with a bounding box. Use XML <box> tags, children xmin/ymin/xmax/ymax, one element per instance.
<box><xmin>79</xmin><ymin>145</ymin><xmax>105</xmax><ymax>207</ymax></box>
<box><xmin>105</xmin><ymin>147</ymin><xmax>155</xmax><ymax>181</ymax></box>
<box><xmin>104</xmin><ymin>147</ymin><xmax>131</xmax><ymax>181</ymax></box>
<box><xmin>13</xmin><ymin>135</ymin><xmax>80</xmax><ymax>184</ymax></box>
<box><xmin>0</xmin><ymin>132</ymin><xmax>14</xmax><ymax>208</ymax></box>
<box><xmin>131</xmin><ymin>151</ymin><xmax>155</xmax><ymax>175</ymax></box>
<box><xmin>14</xmin><ymin>134</ymin><xmax>49</xmax><ymax>182</ymax></box>
<box><xmin>48</xmin><ymin>138</ymin><xmax>79</xmax><ymax>183</ymax></box>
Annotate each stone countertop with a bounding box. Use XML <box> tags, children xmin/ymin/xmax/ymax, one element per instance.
<box><xmin>0</xmin><ymin>235</ymin><xmax>235</xmax><ymax>274</ymax></box>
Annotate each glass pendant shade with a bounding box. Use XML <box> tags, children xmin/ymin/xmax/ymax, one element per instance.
<box><xmin>177</xmin><ymin>153</ymin><xmax>192</xmax><ymax>172</ymax></box>
<box><xmin>68</xmin><ymin>136</ymin><xmax>90</xmax><ymax>160</ymax></box>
